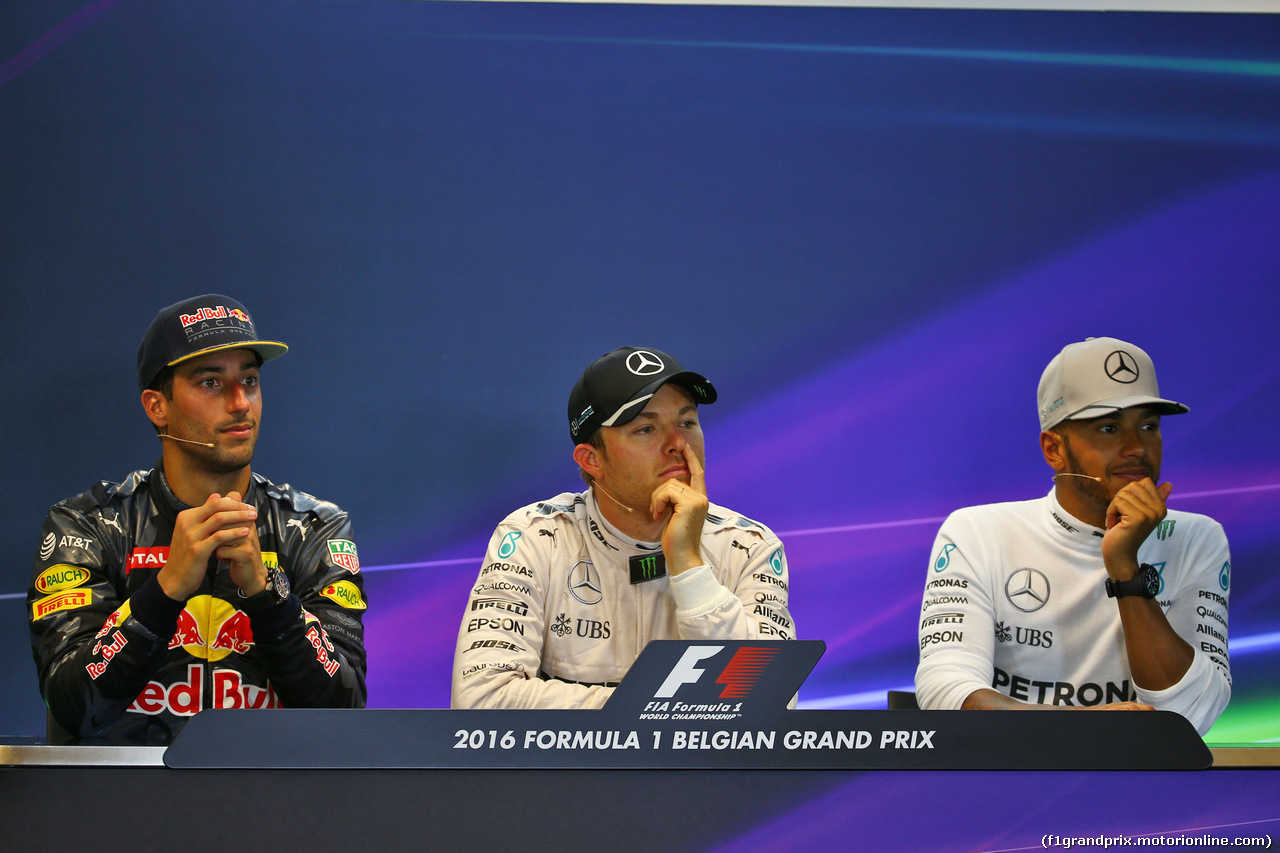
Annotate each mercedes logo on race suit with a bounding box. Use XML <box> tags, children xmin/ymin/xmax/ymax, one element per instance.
<box><xmin>568</xmin><ymin>560</ymin><xmax>603</xmax><ymax>605</ymax></box>
<box><xmin>1005</xmin><ymin>567</ymin><xmax>1051</xmax><ymax>612</ymax></box>
<box><xmin>626</xmin><ymin>350</ymin><xmax>665</xmax><ymax>377</ymax></box>
<box><xmin>1104</xmin><ymin>350</ymin><xmax>1140</xmax><ymax>384</ymax></box>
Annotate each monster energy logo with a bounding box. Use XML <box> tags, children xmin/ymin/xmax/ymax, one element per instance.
<box><xmin>628</xmin><ymin>552</ymin><xmax>667</xmax><ymax>585</ymax></box>
<box><xmin>1155</xmin><ymin>519</ymin><xmax>1176</xmax><ymax>541</ymax></box>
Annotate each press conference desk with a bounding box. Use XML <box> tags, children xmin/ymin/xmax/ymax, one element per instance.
<box><xmin>3</xmin><ymin>728</ymin><xmax>1276</xmax><ymax>853</ymax></box>
<box><xmin>6</xmin><ymin>644</ymin><xmax>1274</xmax><ymax>851</ymax></box>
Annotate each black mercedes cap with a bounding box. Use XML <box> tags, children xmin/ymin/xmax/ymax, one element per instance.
<box><xmin>567</xmin><ymin>346</ymin><xmax>717</xmax><ymax>444</ymax></box>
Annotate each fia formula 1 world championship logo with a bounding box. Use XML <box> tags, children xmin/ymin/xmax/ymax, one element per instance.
<box><xmin>653</xmin><ymin>645</ymin><xmax>780</xmax><ymax>700</ymax></box>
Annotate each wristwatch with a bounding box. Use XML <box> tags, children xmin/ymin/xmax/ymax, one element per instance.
<box><xmin>237</xmin><ymin>564</ymin><xmax>291</xmax><ymax>610</ymax></box>
<box><xmin>1105</xmin><ymin>563</ymin><xmax>1159</xmax><ymax>599</ymax></box>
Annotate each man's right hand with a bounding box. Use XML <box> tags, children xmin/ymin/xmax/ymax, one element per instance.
<box><xmin>157</xmin><ymin>493</ymin><xmax>258</xmax><ymax>601</ymax></box>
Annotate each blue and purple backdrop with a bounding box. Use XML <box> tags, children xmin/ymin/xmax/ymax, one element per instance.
<box><xmin>2</xmin><ymin>1</ymin><xmax>1278</xmax><ymax>753</ymax></box>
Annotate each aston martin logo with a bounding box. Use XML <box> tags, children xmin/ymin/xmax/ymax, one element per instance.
<box><xmin>1104</xmin><ymin>350</ymin><xmax>1140</xmax><ymax>384</ymax></box>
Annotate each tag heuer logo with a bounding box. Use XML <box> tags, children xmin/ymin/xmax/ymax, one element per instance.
<box><xmin>327</xmin><ymin>539</ymin><xmax>360</xmax><ymax>573</ymax></box>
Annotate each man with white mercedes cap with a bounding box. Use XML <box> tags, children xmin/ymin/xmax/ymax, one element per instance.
<box><xmin>915</xmin><ymin>337</ymin><xmax>1230</xmax><ymax>734</ymax></box>
<box><xmin>452</xmin><ymin>346</ymin><xmax>794</xmax><ymax>709</ymax></box>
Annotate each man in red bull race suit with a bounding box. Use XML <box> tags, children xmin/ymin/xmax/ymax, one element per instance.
<box><xmin>28</xmin><ymin>295</ymin><xmax>368</xmax><ymax>745</ymax></box>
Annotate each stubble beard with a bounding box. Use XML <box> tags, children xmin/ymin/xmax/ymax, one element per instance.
<box><xmin>1061</xmin><ymin>436</ymin><xmax>1111</xmax><ymax>511</ymax></box>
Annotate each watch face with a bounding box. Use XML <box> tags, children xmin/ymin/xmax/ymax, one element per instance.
<box><xmin>267</xmin><ymin>566</ymin><xmax>290</xmax><ymax>600</ymax></box>
<box><xmin>1141</xmin><ymin>564</ymin><xmax>1160</xmax><ymax>598</ymax></box>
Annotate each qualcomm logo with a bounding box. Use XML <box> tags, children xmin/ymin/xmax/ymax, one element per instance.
<box><xmin>1004</xmin><ymin>568</ymin><xmax>1050</xmax><ymax>613</ymax></box>
<box><xmin>497</xmin><ymin>531</ymin><xmax>522</xmax><ymax>559</ymax></box>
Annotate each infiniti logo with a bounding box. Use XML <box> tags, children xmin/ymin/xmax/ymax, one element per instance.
<box><xmin>626</xmin><ymin>350</ymin><xmax>664</xmax><ymax>377</ymax></box>
<box><xmin>568</xmin><ymin>560</ymin><xmax>602</xmax><ymax>605</ymax></box>
<box><xmin>1005</xmin><ymin>568</ymin><xmax>1051</xmax><ymax>612</ymax></box>
<box><xmin>1104</xmin><ymin>350</ymin><xmax>1140</xmax><ymax>384</ymax></box>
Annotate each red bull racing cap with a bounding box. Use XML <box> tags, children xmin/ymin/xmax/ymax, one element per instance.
<box><xmin>137</xmin><ymin>294</ymin><xmax>288</xmax><ymax>391</ymax></box>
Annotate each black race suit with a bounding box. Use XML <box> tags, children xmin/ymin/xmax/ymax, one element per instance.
<box><xmin>28</xmin><ymin>463</ymin><xmax>367</xmax><ymax>745</ymax></box>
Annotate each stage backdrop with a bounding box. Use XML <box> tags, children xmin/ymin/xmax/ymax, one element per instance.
<box><xmin>2</xmin><ymin>1</ymin><xmax>1278</xmax><ymax>748</ymax></box>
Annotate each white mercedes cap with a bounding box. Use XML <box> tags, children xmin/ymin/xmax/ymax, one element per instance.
<box><xmin>1037</xmin><ymin>337</ymin><xmax>1188</xmax><ymax>431</ymax></box>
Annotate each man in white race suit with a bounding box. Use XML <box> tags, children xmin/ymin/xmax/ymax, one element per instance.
<box><xmin>915</xmin><ymin>337</ymin><xmax>1230</xmax><ymax>734</ymax></box>
<box><xmin>452</xmin><ymin>346</ymin><xmax>794</xmax><ymax>709</ymax></box>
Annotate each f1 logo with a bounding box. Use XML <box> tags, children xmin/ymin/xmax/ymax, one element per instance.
<box><xmin>653</xmin><ymin>646</ymin><xmax>723</xmax><ymax>698</ymax></box>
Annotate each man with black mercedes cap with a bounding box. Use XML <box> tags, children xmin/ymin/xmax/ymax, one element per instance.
<box><xmin>914</xmin><ymin>337</ymin><xmax>1230</xmax><ymax>734</ymax></box>
<box><xmin>29</xmin><ymin>295</ymin><xmax>368</xmax><ymax>744</ymax></box>
<box><xmin>451</xmin><ymin>346</ymin><xmax>794</xmax><ymax>709</ymax></box>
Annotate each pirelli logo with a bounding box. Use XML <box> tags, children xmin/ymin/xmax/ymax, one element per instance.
<box><xmin>471</xmin><ymin>598</ymin><xmax>529</xmax><ymax>616</ymax></box>
<box><xmin>32</xmin><ymin>589</ymin><xmax>93</xmax><ymax>621</ymax></box>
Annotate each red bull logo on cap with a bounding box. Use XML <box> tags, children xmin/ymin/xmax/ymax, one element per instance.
<box><xmin>179</xmin><ymin>305</ymin><xmax>246</xmax><ymax>327</ymax></box>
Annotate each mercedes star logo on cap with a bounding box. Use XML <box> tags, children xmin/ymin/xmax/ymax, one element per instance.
<box><xmin>1104</xmin><ymin>350</ymin><xmax>1140</xmax><ymax>384</ymax></box>
<box><xmin>625</xmin><ymin>350</ymin><xmax>665</xmax><ymax>376</ymax></box>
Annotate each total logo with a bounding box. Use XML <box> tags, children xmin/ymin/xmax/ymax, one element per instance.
<box><xmin>169</xmin><ymin>595</ymin><xmax>255</xmax><ymax>662</ymax></box>
<box><xmin>653</xmin><ymin>644</ymin><xmax>780</xmax><ymax>700</ymax></box>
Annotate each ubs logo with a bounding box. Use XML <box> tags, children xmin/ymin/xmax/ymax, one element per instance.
<box><xmin>1004</xmin><ymin>568</ymin><xmax>1050</xmax><ymax>612</ymax></box>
